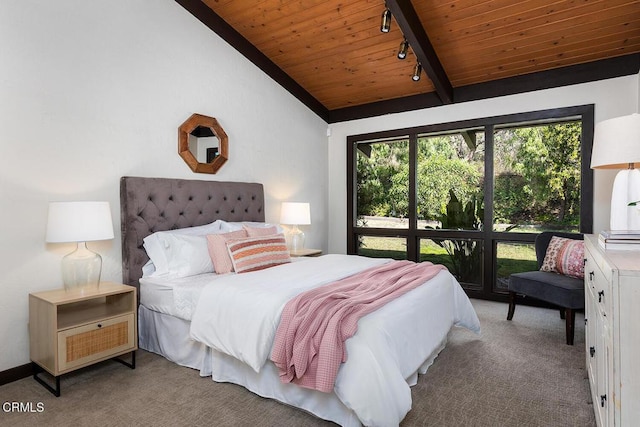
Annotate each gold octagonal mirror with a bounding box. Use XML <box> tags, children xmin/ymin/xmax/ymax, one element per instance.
<box><xmin>179</xmin><ymin>113</ymin><xmax>229</xmax><ymax>174</ymax></box>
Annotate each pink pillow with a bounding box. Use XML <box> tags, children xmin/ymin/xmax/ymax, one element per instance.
<box><xmin>227</xmin><ymin>234</ymin><xmax>291</xmax><ymax>274</ymax></box>
<box><xmin>243</xmin><ymin>225</ymin><xmax>278</xmax><ymax>237</ymax></box>
<box><xmin>540</xmin><ymin>236</ymin><xmax>584</xmax><ymax>279</ymax></box>
<box><xmin>206</xmin><ymin>229</ymin><xmax>248</xmax><ymax>273</ymax></box>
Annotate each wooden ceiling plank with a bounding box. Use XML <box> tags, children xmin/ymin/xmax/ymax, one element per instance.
<box><xmin>318</xmin><ymin>79</ymin><xmax>429</xmax><ymax>99</ymax></box>
<box><xmin>451</xmin><ymin>38</ymin><xmax>640</xmax><ymax>86</ymax></box>
<box><xmin>280</xmin><ymin>38</ymin><xmax>411</xmax><ymax>76</ymax></box>
<box><xmin>428</xmin><ymin>0</ymin><xmax>635</xmax><ymax>42</ymax></box>
<box><xmin>204</xmin><ymin>0</ymin><xmax>327</xmax><ymax>24</ymax></box>
<box><xmin>431</xmin><ymin>1</ymin><xmax>640</xmax><ymax>49</ymax></box>
<box><xmin>320</xmin><ymin>83</ymin><xmax>431</xmax><ymax>109</ymax></box>
<box><xmin>259</xmin><ymin>15</ymin><xmax>384</xmax><ymax>61</ymax></box>
<box><xmin>319</xmin><ymin>80</ymin><xmax>429</xmax><ymax>98</ymax></box>
<box><xmin>269</xmin><ymin>24</ymin><xmax>405</xmax><ymax>69</ymax></box>
<box><xmin>437</xmin><ymin>15</ymin><xmax>640</xmax><ymax>72</ymax></box>
<box><xmin>386</xmin><ymin>0</ymin><xmax>453</xmax><ymax>104</ymax></box>
<box><xmin>221</xmin><ymin>1</ymin><xmax>381</xmax><ymax>48</ymax></box>
<box><xmin>445</xmin><ymin>24</ymin><xmax>640</xmax><ymax>77</ymax></box>
<box><xmin>271</xmin><ymin>42</ymin><xmax>390</xmax><ymax>71</ymax></box>
<box><xmin>423</xmin><ymin>0</ymin><xmax>592</xmax><ymax>25</ymax></box>
<box><xmin>450</xmin><ymin>36</ymin><xmax>640</xmax><ymax>81</ymax></box>
<box><xmin>467</xmin><ymin>35</ymin><xmax>640</xmax><ymax>73</ymax></box>
<box><xmin>302</xmin><ymin>61</ymin><xmax>426</xmax><ymax>92</ymax></box>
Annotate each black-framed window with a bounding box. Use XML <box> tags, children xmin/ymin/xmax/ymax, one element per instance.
<box><xmin>347</xmin><ymin>105</ymin><xmax>594</xmax><ymax>301</ymax></box>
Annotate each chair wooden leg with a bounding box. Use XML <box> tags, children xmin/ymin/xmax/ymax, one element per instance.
<box><xmin>565</xmin><ymin>308</ymin><xmax>575</xmax><ymax>345</ymax></box>
<box><xmin>507</xmin><ymin>291</ymin><xmax>516</xmax><ymax>320</ymax></box>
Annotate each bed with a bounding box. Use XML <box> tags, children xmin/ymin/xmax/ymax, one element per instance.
<box><xmin>120</xmin><ymin>176</ymin><xmax>480</xmax><ymax>427</ymax></box>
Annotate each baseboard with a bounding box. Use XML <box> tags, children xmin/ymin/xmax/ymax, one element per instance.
<box><xmin>0</xmin><ymin>363</ymin><xmax>33</xmax><ymax>386</ymax></box>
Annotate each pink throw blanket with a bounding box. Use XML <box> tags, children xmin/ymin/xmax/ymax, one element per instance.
<box><xmin>270</xmin><ymin>260</ymin><xmax>446</xmax><ymax>392</ymax></box>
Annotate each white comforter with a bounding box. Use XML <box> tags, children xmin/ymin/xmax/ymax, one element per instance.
<box><xmin>190</xmin><ymin>254</ymin><xmax>480</xmax><ymax>426</ymax></box>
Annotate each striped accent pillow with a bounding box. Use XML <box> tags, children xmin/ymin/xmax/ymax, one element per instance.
<box><xmin>227</xmin><ymin>234</ymin><xmax>291</xmax><ymax>274</ymax></box>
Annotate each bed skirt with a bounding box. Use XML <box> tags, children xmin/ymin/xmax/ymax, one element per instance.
<box><xmin>138</xmin><ymin>305</ymin><xmax>364</xmax><ymax>426</ymax></box>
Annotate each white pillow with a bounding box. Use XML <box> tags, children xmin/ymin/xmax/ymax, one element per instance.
<box><xmin>219</xmin><ymin>221</ymin><xmax>284</xmax><ymax>234</ymax></box>
<box><xmin>155</xmin><ymin>233</ymin><xmax>213</xmax><ymax>278</ymax></box>
<box><xmin>142</xmin><ymin>259</ymin><xmax>156</xmax><ymax>277</ymax></box>
<box><xmin>143</xmin><ymin>220</ymin><xmax>223</xmax><ymax>277</ymax></box>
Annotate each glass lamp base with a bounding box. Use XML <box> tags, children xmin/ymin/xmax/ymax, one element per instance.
<box><xmin>61</xmin><ymin>242</ymin><xmax>102</xmax><ymax>291</ymax></box>
<box><xmin>287</xmin><ymin>225</ymin><xmax>306</xmax><ymax>252</ymax></box>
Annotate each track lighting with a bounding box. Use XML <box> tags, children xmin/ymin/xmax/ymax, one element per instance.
<box><xmin>380</xmin><ymin>8</ymin><xmax>391</xmax><ymax>33</ymax></box>
<box><xmin>412</xmin><ymin>62</ymin><xmax>422</xmax><ymax>81</ymax></box>
<box><xmin>397</xmin><ymin>38</ymin><xmax>409</xmax><ymax>60</ymax></box>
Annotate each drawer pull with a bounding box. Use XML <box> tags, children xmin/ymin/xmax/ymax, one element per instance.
<box><xmin>590</xmin><ymin>346</ymin><xmax>595</xmax><ymax>357</ymax></box>
<box><xmin>600</xmin><ymin>394</ymin><xmax>607</xmax><ymax>407</ymax></box>
<box><xmin>97</xmin><ymin>324</ymin><xmax>102</xmax><ymax>328</ymax></box>
<box><xmin>598</xmin><ymin>290</ymin><xmax>604</xmax><ymax>303</ymax></box>
<box><xmin>589</xmin><ymin>271</ymin><xmax>594</xmax><ymax>281</ymax></box>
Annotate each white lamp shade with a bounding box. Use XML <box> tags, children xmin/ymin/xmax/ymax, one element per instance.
<box><xmin>591</xmin><ymin>113</ymin><xmax>640</xmax><ymax>169</ymax></box>
<box><xmin>591</xmin><ymin>113</ymin><xmax>640</xmax><ymax>231</ymax></box>
<box><xmin>46</xmin><ymin>201</ymin><xmax>114</xmax><ymax>243</ymax></box>
<box><xmin>280</xmin><ymin>202</ymin><xmax>311</xmax><ymax>225</ymax></box>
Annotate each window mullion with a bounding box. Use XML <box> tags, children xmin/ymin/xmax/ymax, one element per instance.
<box><xmin>407</xmin><ymin>133</ymin><xmax>418</xmax><ymax>261</ymax></box>
<box><xmin>483</xmin><ymin>125</ymin><xmax>495</xmax><ymax>295</ymax></box>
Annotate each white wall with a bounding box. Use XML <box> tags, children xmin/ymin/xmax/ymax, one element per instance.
<box><xmin>0</xmin><ymin>0</ymin><xmax>328</xmax><ymax>371</ymax></box>
<box><xmin>327</xmin><ymin>75</ymin><xmax>640</xmax><ymax>254</ymax></box>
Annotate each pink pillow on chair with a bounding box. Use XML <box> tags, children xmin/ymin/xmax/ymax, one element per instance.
<box><xmin>540</xmin><ymin>236</ymin><xmax>584</xmax><ymax>279</ymax></box>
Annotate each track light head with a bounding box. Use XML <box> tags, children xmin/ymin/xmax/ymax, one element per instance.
<box><xmin>412</xmin><ymin>62</ymin><xmax>422</xmax><ymax>81</ymax></box>
<box><xmin>397</xmin><ymin>38</ymin><xmax>409</xmax><ymax>60</ymax></box>
<box><xmin>381</xmin><ymin>8</ymin><xmax>391</xmax><ymax>33</ymax></box>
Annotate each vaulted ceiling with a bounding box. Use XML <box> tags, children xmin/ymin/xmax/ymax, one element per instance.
<box><xmin>176</xmin><ymin>0</ymin><xmax>640</xmax><ymax>123</ymax></box>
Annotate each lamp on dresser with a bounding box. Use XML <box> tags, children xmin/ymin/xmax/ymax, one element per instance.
<box><xmin>45</xmin><ymin>201</ymin><xmax>114</xmax><ymax>290</ymax></box>
<box><xmin>591</xmin><ymin>113</ymin><xmax>640</xmax><ymax>232</ymax></box>
<box><xmin>280</xmin><ymin>202</ymin><xmax>311</xmax><ymax>252</ymax></box>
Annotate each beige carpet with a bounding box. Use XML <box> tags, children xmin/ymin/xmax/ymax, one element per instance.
<box><xmin>0</xmin><ymin>299</ymin><xmax>595</xmax><ymax>427</ymax></box>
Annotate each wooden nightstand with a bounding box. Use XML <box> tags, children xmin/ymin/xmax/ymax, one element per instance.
<box><xmin>29</xmin><ymin>282</ymin><xmax>137</xmax><ymax>396</ymax></box>
<box><xmin>289</xmin><ymin>248</ymin><xmax>322</xmax><ymax>257</ymax></box>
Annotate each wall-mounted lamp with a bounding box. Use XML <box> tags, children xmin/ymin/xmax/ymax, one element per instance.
<box><xmin>46</xmin><ymin>201</ymin><xmax>114</xmax><ymax>291</ymax></box>
<box><xmin>412</xmin><ymin>62</ymin><xmax>422</xmax><ymax>81</ymax></box>
<box><xmin>397</xmin><ymin>38</ymin><xmax>409</xmax><ymax>60</ymax></box>
<box><xmin>380</xmin><ymin>8</ymin><xmax>391</xmax><ymax>33</ymax></box>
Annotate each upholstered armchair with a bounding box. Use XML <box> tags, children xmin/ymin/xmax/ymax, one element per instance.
<box><xmin>506</xmin><ymin>231</ymin><xmax>584</xmax><ymax>345</ymax></box>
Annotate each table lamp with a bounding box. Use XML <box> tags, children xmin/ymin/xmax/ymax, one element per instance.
<box><xmin>591</xmin><ymin>113</ymin><xmax>640</xmax><ymax>233</ymax></box>
<box><xmin>46</xmin><ymin>201</ymin><xmax>114</xmax><ymax>290</ymax></box>
<box><xmin>280</xmin><ymin>202</ymin><xmax>311</xmax><ymax>252</ymax></box>
<box><xmin>591</xmin><ymin>113</ymin><xmax>640</xmax><ymax>232</ymax></box>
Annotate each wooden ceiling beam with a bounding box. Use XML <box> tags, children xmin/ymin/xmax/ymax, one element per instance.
<box><xmin>386</xmin><ymin>0</ymin><xmax>453</xmax><ymax>104</ymax></box>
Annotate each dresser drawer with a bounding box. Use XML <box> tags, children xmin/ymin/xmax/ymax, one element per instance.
<box><xmin>586</xmin><ymin>249</ymin><xmax>612</xmax><ymax>318</ymax></box>
<box><xmin>57</xmin><ymin>313</ymin><xmax>135</xmax><ymax>373</ymax></box>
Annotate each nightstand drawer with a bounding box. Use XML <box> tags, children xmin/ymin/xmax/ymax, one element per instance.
<box><xmin>57</xmin><ymin>313</ymin><xmax>135</xmax><ymax>373</ymax></box>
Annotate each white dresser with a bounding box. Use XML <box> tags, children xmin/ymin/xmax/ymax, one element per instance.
<box><xmin>584</xmin><ymin>235</ymin><xmax>640</xmax><ymax>426</ymax></box>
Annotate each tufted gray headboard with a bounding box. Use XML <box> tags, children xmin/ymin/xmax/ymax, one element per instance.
<box><xmin>120</xmin><ymin>176</ymin><xmax>265</xmax><ymax>291</ymax></box>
